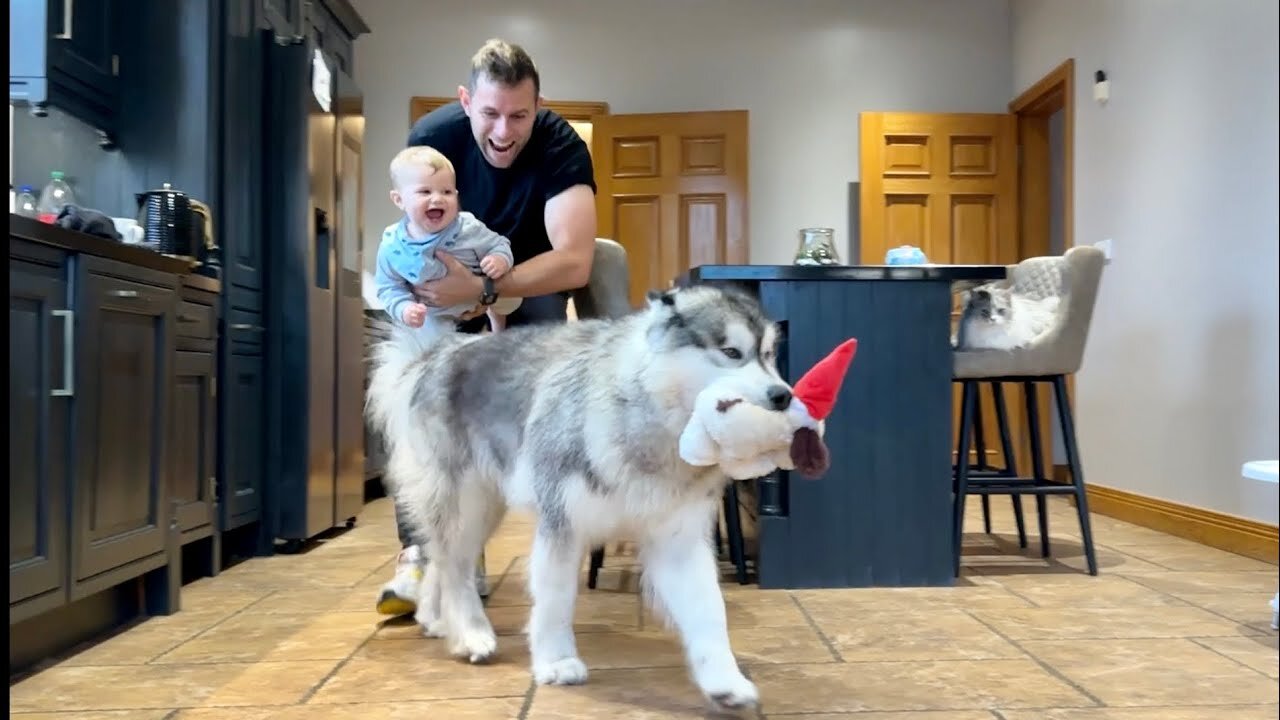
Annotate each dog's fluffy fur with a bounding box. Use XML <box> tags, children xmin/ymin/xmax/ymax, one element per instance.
<box><xmin>365</xmin><ymin>284</ymin><xmax>792</xmax><ymax>711</ymax></box>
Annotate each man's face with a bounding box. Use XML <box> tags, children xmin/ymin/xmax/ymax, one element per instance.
<box><xmin>458</xmin><ymin>75</ymin><xmax>539</xmax><ymax>169</ymax></box>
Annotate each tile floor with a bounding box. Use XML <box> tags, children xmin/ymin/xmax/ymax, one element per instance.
<box><xmin>9</xmin><ymin>496</ymin><xmax>1279</xmax><ymax>718</ymax></box>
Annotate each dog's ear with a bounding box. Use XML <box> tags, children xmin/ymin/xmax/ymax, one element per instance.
<box><xmin>645</xmin><ymin>289</ymin><xmax>678</xmax><ymax>308</ymax></box>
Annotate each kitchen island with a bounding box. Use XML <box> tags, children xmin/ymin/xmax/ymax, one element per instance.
<box><xmin>678</xmin><ymin>263</ymin><xmax>1006</xmax><ymax>589</ymax></box>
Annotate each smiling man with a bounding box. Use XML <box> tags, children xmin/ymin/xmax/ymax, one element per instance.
<box><xmin>376</xmin><ymin>38</ymin><xmax>598</xmax><ymax>616</ymax></box>
<box><xmin>404</xmin><ymin>38</ymin><xmax>597</xmax><ymax>327</ymax></box>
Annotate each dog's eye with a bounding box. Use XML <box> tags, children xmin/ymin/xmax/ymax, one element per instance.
<box><xmin>721</xmin><ymin>347</ymin><xmax>742</xmax><ymax>360</ymax></box>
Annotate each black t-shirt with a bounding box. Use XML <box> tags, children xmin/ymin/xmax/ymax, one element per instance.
<box><xmin>406</xmin><ymin>102</ymin><xmax>596</xmax><ymax>265</ymax></box>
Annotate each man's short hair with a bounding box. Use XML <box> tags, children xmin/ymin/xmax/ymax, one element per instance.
<box><xmin>390</xmin><ymin>146</ymin><xmax>454</xmax><ymax>185</ymax></box>
<box><xmin>468</xmin><ymin>38</ymin><xmax>541</xmax><ymax>97</ymax></box>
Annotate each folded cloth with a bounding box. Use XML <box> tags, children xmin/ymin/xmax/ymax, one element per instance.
<box><xmin>55</xmin><ymin>204</ymin><xmax>123</xmax><ymax>242</ymax></box>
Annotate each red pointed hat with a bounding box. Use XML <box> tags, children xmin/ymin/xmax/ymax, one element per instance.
<box><xmin>792</xmin><ymin>339</ymin><xmax>857</xmax><ymax>421</ymax></box>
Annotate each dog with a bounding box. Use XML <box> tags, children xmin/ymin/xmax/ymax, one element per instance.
<box><xmin>364</xmin><ymin>283</ymin><xmax>793</xmax><ymax>711</ymax></box>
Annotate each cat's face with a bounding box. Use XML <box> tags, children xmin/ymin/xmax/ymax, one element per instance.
<box><xmin>968</xmin><ymin>287</ymin><xmax>1013</xmax><ymax>325</ymax></box>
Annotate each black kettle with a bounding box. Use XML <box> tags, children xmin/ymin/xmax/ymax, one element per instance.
<box><xmin>136</xmin><ymin>182</ymin><xmax>196</xmax><ymax>259</ymax></box>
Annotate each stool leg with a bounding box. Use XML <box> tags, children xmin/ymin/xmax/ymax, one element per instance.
<box><xmin>973</xmin><ymin>391</ymin><xmax>992</xmax><ymax>534</ymax></box>
<box><xmin>722</xmin><ymin>482</ymin><xmax>748</xmax><ymax>584</ymax></box>
<box><xmin>953</xmin><ymin>381</ymin><xmax>978</xmax><ymax>576</ymax></box>
<box><xmin>991</xmin><ymin>381</ymin><xmax>1027</xmax><ymax>549</ymax></box>
<box><xmin>1024</xmin><ymin>381</ymin><xmax>1050</xmax><ymax>558</ymax></box>
<box><xmin>587</xmin><ymin>547</ymin><xmax>604</xmax><ymax>589</ymax></box>
<box><xmin>1054</xmin><ymin>375</ymin><xmax>1098</xmax><ymax>575</ymax></box>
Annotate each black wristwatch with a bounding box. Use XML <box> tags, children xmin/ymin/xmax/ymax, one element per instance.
<box><xmin>479</xmin><ymin>276</ymin><xmax>498</xmax><ymax>306</ymax></box>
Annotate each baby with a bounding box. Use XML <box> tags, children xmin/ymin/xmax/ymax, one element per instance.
<box><xmin>374</xmin><ymin>146</ymin><xmax>521</xmax><ymax>331</ymax></box>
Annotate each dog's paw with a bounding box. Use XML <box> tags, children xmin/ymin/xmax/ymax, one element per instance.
<box><xmin>533</xmin><ymin>656</ymin><xmax>589</xmax><ymax>686</ymax></box>
<box><xmin>419</xmin><ymin>619</ymin><xmax>447</xmax><ymax>638</ymax></box>
<box><xmin>702</xmin><ymin>673</ymin><xmax>759</xmax><ymax>712</ymax></box>
<box><xmin>450</xmin><ymin>627</ymin><xmax>498</xmax><ymax>664</ymax></box>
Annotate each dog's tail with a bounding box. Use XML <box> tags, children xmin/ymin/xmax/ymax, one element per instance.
<box><xmin>364</xmin><ymin>317</ymin><xmax>460</xmax><ymax>471</ymax></box>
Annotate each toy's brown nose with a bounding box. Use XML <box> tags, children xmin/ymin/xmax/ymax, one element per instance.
<box><xmin>767</xmin><ymin>385</ymin><xmax>792</xmax><ymax>411</ymax></box>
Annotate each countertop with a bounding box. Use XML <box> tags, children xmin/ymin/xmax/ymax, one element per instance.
<box><xmin>10</xmin><ymin>213</ymin><xmax>222</xmax><ymax>293</ymax></box>
<box><xmin>682</xmin><ymin>264</ymin><xmax>1008</xmax><ymax>283</ymax></box>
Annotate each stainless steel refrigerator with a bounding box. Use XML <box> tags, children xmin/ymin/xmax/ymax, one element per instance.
<box><xmin>262</xmin><ymin>30</ymin><xmax>366</xmax><ymax>548</ymax></box>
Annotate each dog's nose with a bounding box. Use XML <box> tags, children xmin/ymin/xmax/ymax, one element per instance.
<box><xmin>767</xmin><ymin>385</ymin><xmax>792</xmax><ymax>411</ymax></box>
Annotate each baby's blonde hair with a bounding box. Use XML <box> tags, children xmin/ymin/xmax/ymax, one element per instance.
<box><xmin>389</xmin><ymin>146</ymin><xmax>455</xmax><ymax>187</ymax></box>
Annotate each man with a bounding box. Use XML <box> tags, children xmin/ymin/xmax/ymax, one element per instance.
<box><xmin>375</xmin><ymin>38</ymin><xmax>598</xmax><ymax>616</ymax></box>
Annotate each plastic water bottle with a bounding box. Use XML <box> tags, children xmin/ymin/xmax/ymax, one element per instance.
<box><xmin>15</xmin><ymin>185</ymin><xmax>39</xmax><ymax>218</ymax></box>
<box><xmin>36</xmin><ymin>171</ymin><xmax>76</xmax><ymax>224</ymax></box>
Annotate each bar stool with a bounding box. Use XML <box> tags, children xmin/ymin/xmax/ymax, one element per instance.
<box><xmin>952</xmin><ymin>246</ymin><xmax>1107</xmax><ymax>576</ymax></box>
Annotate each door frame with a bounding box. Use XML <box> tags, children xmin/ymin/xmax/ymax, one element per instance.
<box><xmin>409</xmin><ymin>96</ymin><xmax>610</xmax><ymax>127</ymax></box>
<box><xmin>1009</xmin><ymin>58</ymin><xmax>1075</xmax><ymax>476</ymax></box>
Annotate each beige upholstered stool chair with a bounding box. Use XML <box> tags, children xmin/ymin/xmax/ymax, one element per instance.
<box><xmin>570</xmin><ymin>239</ymin><xmax>635</xmax><ymax>590</ymax></box>
<box><xmin>952</xmin><ymin>245</ymin><xmax>1107</xmax><ymax>576</ymax></box>
<box><xmin>570</xmin><ymin>238</ymin><xmax>633</xmax><ymax>320</ymax></box>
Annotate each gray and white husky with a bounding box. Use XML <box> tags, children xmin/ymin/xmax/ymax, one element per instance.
<box><xmin>364</xmin><ymin>283</ymin><xmax>792</xmax><ymax>711</ymax></box>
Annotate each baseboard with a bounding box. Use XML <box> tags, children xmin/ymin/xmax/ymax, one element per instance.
<box><xmin>1057</xmin><ymin>465</ymin><xmax>1280</xmax><ymax>564</ymax></box>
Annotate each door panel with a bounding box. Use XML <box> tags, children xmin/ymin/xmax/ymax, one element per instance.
<box><xmin>592</xmin><ymin>110</ymin><xmax>749</xmax><ymax>306</ymax></box>
<box><xmin>859</xmin><ymin>112</ymin><xmax>1026</xmax><ymax>472</ymax></box>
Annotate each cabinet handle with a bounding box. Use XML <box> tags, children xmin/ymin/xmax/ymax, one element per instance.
<box><xmin>108</xmin><ymin>289</ymin><xmax>139</xmax><ymax>298</ymax></box>
<box><xmin>229</xmin><ymin>323</ymin><xmax>264</xmax><ymax>332</ymax></box>
<box><xmin>54</xmin><ymin>0</ymin><xmax>73</xmax><ymax>39</ymax></box>
<box><xmin>51</xmin><ymin>309</ymin><xmax>75</xmax><ymax>397</ymax></box>
<box><xmin>178</xmin><ymin>313</ymin><xmax>199</xmax><ymax>323</ymax></box>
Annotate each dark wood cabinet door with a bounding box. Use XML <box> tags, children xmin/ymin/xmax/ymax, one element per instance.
<box><xmin>221</xmin><ymin>352</ymin><xmax>264</xmax><ymax>529</ymax></box>
<box><xmin>9</xmin><ymin>256</ymin><xmax>71</xmax><ymax>613</ymax></box>
<box><xmin>71</xmin><ymin>264</ymin><xmax>174</xmax><ymax>590</ymax></box>
<box><xmin>171</xmin><ymin>351</ymin><xmax>216</xmax><ymax>535</ymax></box>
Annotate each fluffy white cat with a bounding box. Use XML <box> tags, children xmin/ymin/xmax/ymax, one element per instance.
<box><xmin>952</xmin><ymin>285</ymin><xmax>1061</xmax><ymax>351</ymax></box>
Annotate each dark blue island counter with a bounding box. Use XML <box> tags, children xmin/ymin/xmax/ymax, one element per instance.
<box><xmin>677</xmin><ymin>264</ymin><xmax>1007</xmax><ymax>589</ymax></box>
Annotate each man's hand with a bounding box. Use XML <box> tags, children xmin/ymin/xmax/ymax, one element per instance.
<box><xmin>417</xmin><ymin>251</ymin><xmax>483</xmax><ymax>308</ymax></box>
<box><xmin>401</xmin><ymin>302</ymin><xmax>428</xmax><ymax>328</ymax></box>
<box><xmin>479</xmin><ymin>254</ymin><xmax>510</xmax><ymax>279</ymax></box>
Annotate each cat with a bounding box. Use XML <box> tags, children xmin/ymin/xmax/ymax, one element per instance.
<box><xmin>952</xmin><ymin>284</ymin><xmax>1061</xmax><ymax>351</ymax></box>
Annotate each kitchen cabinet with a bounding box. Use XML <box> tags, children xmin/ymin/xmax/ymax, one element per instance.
<box><xmin>9</xmin><ymin>0</ymin><xmax>121</xmax><ymax>146</ymax></box>
<box><xmin>9</xmin><ymin>244</ymin><xmax>72</xmax><ymax>621</ymax></box>
<box><xmin>9</xmin><ymin>216</ymin><xmax>218</xmax><ymax>633</ymax></box>
<box><xmin>172</xmin><ymin>280</ymin><xmax>221</xmax><ymax>573</ymax></box>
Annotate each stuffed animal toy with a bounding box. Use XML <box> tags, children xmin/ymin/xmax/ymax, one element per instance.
<box><xmin>679</xmin><ymin>338</ymin><xmax>857</xmax><ymax>480</ymax></box>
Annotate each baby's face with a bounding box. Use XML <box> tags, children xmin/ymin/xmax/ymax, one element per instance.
<box><xmin>391</xmin><ymin>164</ymin><xmax>459</xmax><ymax>235</ymax></box>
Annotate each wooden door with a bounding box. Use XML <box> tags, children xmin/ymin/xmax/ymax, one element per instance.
<box><xmin>858</xmin><ymin>112</ymin><xmax>1025</xmax><ymax>472</ymax></box>
<box><xmin>592</xmin><ymin>110</ymin><xmax>749</xmax><ymax>306</ymax></box>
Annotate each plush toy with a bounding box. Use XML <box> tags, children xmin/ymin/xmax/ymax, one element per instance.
<box><xmin>679</xmin><ymin>338</ymin><xmax>858</xmax><ymax>480</ymax></box>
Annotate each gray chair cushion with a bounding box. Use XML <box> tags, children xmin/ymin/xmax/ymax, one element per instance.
<box><xmin>570</xmin><ymin>238</ymin><xmax>633</xmax><ymax>320</ymax></box>
<box><xmin>954</xmin><ymin>245</ymin><xmax>1105</xmax><ymax>378</ymax></box>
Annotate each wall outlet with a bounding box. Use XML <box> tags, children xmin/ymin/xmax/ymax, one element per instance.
<box><xmin>1094</xmin><ymin>238</ymin><xmax>1113</xmax><ymax>263</ymax></box>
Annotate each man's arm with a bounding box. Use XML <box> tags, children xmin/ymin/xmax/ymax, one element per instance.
<box><xmin>494</xmin><ymin>183</ymin><xmax>596</xmax><ymax>296</ymax></box>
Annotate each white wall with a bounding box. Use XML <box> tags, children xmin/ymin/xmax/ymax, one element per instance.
<box><xmin>351</xmin><ymin>0</ymin><xmax>1013</xmax><ymax>271</ymax></box>
<box><xmin>1013</xmin><ymin>0</ymin><xmax>1280</xmax><ymax>522</ymax></box>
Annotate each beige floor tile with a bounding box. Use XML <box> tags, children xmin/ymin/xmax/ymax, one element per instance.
<box><xmin>981</xmin><ymin>573</ymin><xmax>1189</xmax><ymax>607</ymax></box>
<box><xmin>16</xmin><ymin>495</ymin><xmax>1275</xmax><ymax>719</ymax></box>
<box><xmin>1022</xmin><ymin>638</ymin><xmax>1280</xmax><ymax>706</ymax></box>
<box><xmin>172</xmin><ymin>697</ymin><xmax>524</xmax><ymax>719</ymax></box>
<box><xmin>1001</xmin><ymin>707</ymin><xmax>1280</xmax><ymax>720</ymax></box>
<box><xmin>971</xmin><ymin>604</ymin><xmax>1245</xmax><ymax>640</ymax></box>
<box><xmin>1126</xmin><ymin>571</ymin><xmax>1280</xmax><ymax>596</ymax></box>
<box><xmin>53</xmin><ymin>609</ymin><xmax>234</xmax><ymax>666</ymax></box>
<box><xmin>525</xmin><ymin>667</ymin><xmax>708</xmax><ymax>719</ymax></box>
<box><xmin>748</xmin><ymin>659</ymin><xmax>1092</xmax><ymax>713</ymax></box>
<box><xmin>8</xmin><ymin>661</ymin><xmax>337</xmax><ymax>711</ymax></box>
<box><xmin>807</xmin><ymin>608</ymin><xmax>1024</xmax><ymax>662</ymax></box>
<box><xmin>792</xmin><ymin>583</ymin><xmax>1034</xmax><ymax>614</ymax></box>
<box><xmin>11</xmin><ymin>707</ymin><xmax>175</xmax><ymax>712</ymax></box>
<box><xmin>1194</xmin><ymin>634</ymin><xmax>1280</xmax><ymax>678</ymax></box>
<box><xmin>307</xmin><ymin>637</ymin><xmax>530</xmax><ymax>704</ymax></box>
<box><xmin>152</xmin><ymin>611</ymin><xmax>377</xmax><ymax>663</ymax></box>
<box><xmin>762</xmin><ymin>707</ymin><xmax>993</xmax><ymax>712</ymax></box>
<box><xmin>1176</xmin><ymin>592</ymin><xmax>1280</xmax><ymax>634</ymax></box>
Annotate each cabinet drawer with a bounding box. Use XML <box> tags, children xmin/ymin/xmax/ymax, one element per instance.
<box><xmin>176</xmin><ymin>300</ymin><xmax>215</xmax><ymax>340</ymax></box>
